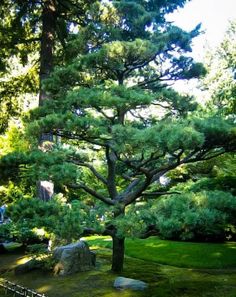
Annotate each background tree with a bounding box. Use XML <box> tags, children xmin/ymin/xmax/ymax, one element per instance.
<box><xmin>0</xmin><ymin>0</ymin><xmax>97</xmax><ymax>199</ymax></box>
<box><xmin>202</xmin><ymin>19</ymin><xmax>236</xmax><ymax>116</ymax></box>
<box><xmin>149</xmin><ymin>20</ymin><xmax>236</xmax><ymax>242</ymax></box>
<box><xmin>0</xmin><ymin>0</ymin><xmax>101</xmax><ymax>101</ymax></box>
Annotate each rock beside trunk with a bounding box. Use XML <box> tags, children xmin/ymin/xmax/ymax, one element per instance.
<box><xmin>53</xmin><ymin>241</ymin><xmax>95</xmax><ymax>276</ymax></box>
<box><xmin>114</xmin><ymin>277</ymin><xmax>148</xmax><ymax>290</ymax></box>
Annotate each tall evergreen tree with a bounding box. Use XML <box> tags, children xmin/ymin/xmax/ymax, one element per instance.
<box><xmin>202</xmin><ymin>20</ymin><xmax>236</xmax><ymax>116</ymax></box>
<box><xmin>21</xmin><ymin>0</ymin><xmax>235</xmax><ymax>272</ymax></box>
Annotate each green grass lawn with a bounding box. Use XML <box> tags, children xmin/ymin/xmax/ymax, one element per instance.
<box><xmin>84</xmin><ymin>236</ymin><xmax>236</xmax><ymax>269</ymax></box>
<box><xmin>1</xmin><ymin>237</ymin><xmax>236</xmax><ymax>297</ymax></box>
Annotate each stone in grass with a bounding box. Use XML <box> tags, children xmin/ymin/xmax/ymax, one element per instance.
<box><xmin>53</xmin><ymin>241</ymin><xmax>95</xmax><ymax>276</ymax></box>
<box><xmin>114</xmin><ymin>277</ymin><xmax>148</xmax><ymax>291</ymax></box>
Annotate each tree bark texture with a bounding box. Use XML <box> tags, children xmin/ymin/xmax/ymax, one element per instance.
<box><xmin>111</xmin><ymin>235</ymin><xmax>125</xmax><ymax>273</ymax></box>
<box><xmin>39</xmin><ymin>0</ymin><xmax>56</xmax><ymax>105</ymax></box>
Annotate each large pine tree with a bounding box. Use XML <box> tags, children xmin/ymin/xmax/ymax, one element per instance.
<box><xmin>24</xmin><ymin>0</ymin><xmax>236</xmax><ymax>272</ymax></box>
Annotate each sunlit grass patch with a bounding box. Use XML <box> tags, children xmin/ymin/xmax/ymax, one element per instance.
<box><xmin>84</xmin><ymin>236</ymin><xmax>236</xmax><ymax>269</ymax></box>
<box><xmin>16</xmin><ymin>256</ymin><xmax>32</xmax><ymax>265</ymax></box>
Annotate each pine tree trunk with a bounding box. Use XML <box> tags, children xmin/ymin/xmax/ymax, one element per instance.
<box><xmin>111</xmin><ymin>235</ymin><xmax>125</xmax><ymax>273</ymax></box>
<box><xmin>38</xmin><ymin>0</ymin><xmax>57</xmax><ymax>200</ymax></box>
<box><xmin>39</xmin><ymin>0</ymin><xmax>56</xmax><ymax>105</ymax></box>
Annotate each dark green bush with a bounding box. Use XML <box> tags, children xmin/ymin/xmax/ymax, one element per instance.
<box><xmin>150</xmin><ymin>191</ymin><xmax>236</xmax><ymax>241</ymax></box>
<box><xmin>0</xmin><ymin>220</ymin><xmax>43</xmax><ymax>245</ymax></box>
<box><xmin>0</xmin><ymin>196</ymin><xmax>100</xmax><ymax>246</ymax></box>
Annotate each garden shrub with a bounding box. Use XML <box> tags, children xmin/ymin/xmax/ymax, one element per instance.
<box><xmin>0</xmin><ymin>196</ymin><xmax>101</xmax><ymax>246</ymax></box>
<box><xmin>150</xmin><ymin>191</ymin><xmax>236</xmax><ymax>241</ymax></box>
<box><xmin>0</xmin><ymin>220</ymin><xmax>47</xmax><ymax>245</ymax></box>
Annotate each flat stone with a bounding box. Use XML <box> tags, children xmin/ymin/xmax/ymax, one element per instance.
<box><xmin>114</xmin><ymin>277</ymin><xmax>148</xmax><ymax>290</ymax></box>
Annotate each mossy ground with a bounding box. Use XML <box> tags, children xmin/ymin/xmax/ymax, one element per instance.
<box><xmin>1</xmin><ymin>238</ymin><xmax>236</xmax><ymax>297</ymax></box>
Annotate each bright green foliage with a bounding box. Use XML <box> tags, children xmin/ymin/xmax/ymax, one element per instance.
<box><xmin>0</xmin><ymin>148</ymin><xmax>79</xmax><ymax>191</ymax></box>
<box><xmin>0</xmin><ymin>0</ymin><xmax>40</xmax><ymax>132</ymax></box>
<box><xmin>0</xmin><ymin>123</ymin><xmax>29</xmax><ymax>155</ymax></box>
<box><xmin>0</xmin><ymin>123</ymin><xmax>33</xmax><ymax>203</ymax></box>
<box><xmin>0</xmin><ymin>182</ymin><xmax>30</xmax><ymax>204</ymax></box>
<box><xmin>0</xmin><ymin>220</ymin><xmax>39</xmax><ymax>245</ymax></box>
<box><xmin>0</xmin><ymin>58</ymin><xmax>38</xmax><ymax>133</ymax></box>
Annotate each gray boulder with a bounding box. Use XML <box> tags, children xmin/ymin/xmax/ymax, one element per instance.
<box><xmin>114</xmin><ymin>277</ymin><xmax>148</xmax><ymax>290</ymax></box>
<box><xmin>53</xmin><ymin>241</ymin><xmax>95</xmax><ymax>276</ymax></box>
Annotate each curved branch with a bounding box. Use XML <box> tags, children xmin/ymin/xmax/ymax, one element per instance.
<box><xmin>123</xmin><ymin>176</ymin><xmax>152</xmax><ymax>206</ymax></box>
<box><xmin>70</xmin><ymin>159</ymin><xmax>107</xmax><ymax>185</ymax></box>
<box><xmin>68</xmin><ymin>183</ymin><xmax>114</xmax><ymax>206</ymax></box>
<box><xmin>81</xmin><ymin>227</ymin><xmax>114</xmax><ymax>237</ymax></box>
<box><xmin>141</xmin><ymin>191</ymin><xmax>181</xmax><ymax>198</ymax></box>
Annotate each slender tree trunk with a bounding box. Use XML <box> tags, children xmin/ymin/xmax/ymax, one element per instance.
<box><xmin>39</xmin><ymin>0</ymin><xmax>56</xmax><ymax>105</ymax></box>
<box><xmin>111</xmin><ymin>234</ymin><xmax>125</xmax><ymax>273</ymax></box>
<box><xmin>109</xmin><ymin>73</ymin><xmax>126</xmax><ymax>273</ymax></box>
<box><xmin>38</xmin><ymin>0</ymin><xmax>57</xmax><ymax>200</ymax></box>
